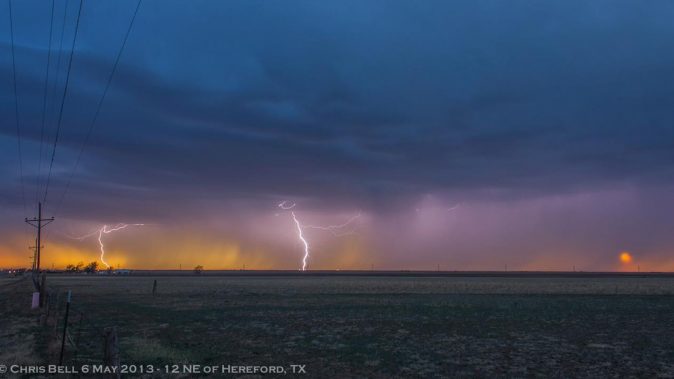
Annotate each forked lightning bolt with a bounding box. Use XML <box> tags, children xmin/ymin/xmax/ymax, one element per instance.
<box><xmin>302</xmin><ymin>213</ymin><xmax>362</xmax><ymax>236</ymax></box>
<box><xmin>278</xmin><ymin>201</ymin><xmax>296</xmax><ymax>210</ymax></box>
<box><xmin>65</xmin><ymin>223</ymin><xmax>144</xmax><ymax>268</ymax></box>
<box><xmin>97</xmin><ymin>224</ymin><xmax>144</xmax><ymax>268</ymax></box>
<box><xmin>279</xmin><ymin>202</ymin><xmax>360</xmax><ymax>271</ymax></box>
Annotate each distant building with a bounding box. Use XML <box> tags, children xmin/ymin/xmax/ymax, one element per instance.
<box><xmin>113</xmin><ymin>269</ymin><xmax>131</xmax><ymax>275</ymax></box>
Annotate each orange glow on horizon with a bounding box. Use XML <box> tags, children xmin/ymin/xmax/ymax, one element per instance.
<box><xmin>620</xmin><ymin>251</ymin><xmax>633</xmax><ymax>264</ymax></box>
<box><xmin>3</xmin><ymin>232</ymin><xmax>674</xmax><ymax>272</ymax></box>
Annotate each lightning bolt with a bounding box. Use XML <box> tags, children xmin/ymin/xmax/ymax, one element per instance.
<box><xmin>65</xmin><ymin>223</ymin><xmax>144</xmax><ymax>268</ymax></box>
<box><xmin>63</xmin><ymin>229</ymin><xmax>100</xmax><ymax>241</ymax></box>
<box><xmin>279</xmin><ymin>202</ymin><xmax>360</xmax><ymax>271</ymax></box>
<box><xmin>291</xmin><ymin>212</ymin><xmax>310</xmax><ymax>271</ymax></box>
<box><xmin>97</xmin><ymin>224</ymin><xmax>143</xmax><ymax>268</ymax></box>
<box><xmin>302</xmin><ymin>213</ymin><xmax>362</xmax><ymax>236</ymax></box>
<box><xmin>278</xmin><ymin>201</ymin><xmax>296</xmax><ymax>210</ymax></box>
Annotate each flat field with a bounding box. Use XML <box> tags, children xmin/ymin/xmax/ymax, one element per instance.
<box><xmin>2</xmin><ymin>274</ymin><xmax>674</xmax><ymax>377</ymax></box>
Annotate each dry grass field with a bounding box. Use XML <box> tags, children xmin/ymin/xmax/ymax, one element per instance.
<box><xmin>3</xmin><ymin>274</ymin><xmax>674</xmax><ymax>377</ymax></box>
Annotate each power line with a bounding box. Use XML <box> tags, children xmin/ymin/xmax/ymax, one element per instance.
<box><xmin>43</xmin><ymin>0</ymin><xmax>71</xmax><ymax>193</ymax></box>
<box><xmin>48</xmin><ymin>0</ymin><xmax>70</xmax><ymax>133</ymax></box>
<box><xmin>36</xmin><ymin>0</ymin><xmax>56</xmax><ymax>204</ymax></box>
<box><xmin>55</xmin><ymin>0</ymin><xmax>143</xmax><ymax>215</ymax></box>
<box><xmin>43</xmin><ymin>0</ymin><xmax>83</xmax><ymax>207</ymax></box>
<box><xmin>8</xmin><ymin>0</ymin><xmax>27</xmax><ymax>215</ymax></box>
<box><xmin>25</xmin><ymin>202</ymin><xmax>54</xmax><ymax>286</ymax></box>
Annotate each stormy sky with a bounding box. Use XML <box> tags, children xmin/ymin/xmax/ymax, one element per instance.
<box><xmin>1</xmin><ymin>0</ymin><xmax>673</xmax><ymax>270</ymax></box>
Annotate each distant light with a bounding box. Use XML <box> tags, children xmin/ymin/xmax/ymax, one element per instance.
<box><xmin>620</xmin><ymin>251</ymin><xmax>633</xmax><ymax>264</ymax></box>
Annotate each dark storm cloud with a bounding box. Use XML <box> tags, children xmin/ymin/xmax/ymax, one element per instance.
<box><xmin>2</xmin><ymin>0</ymin><xmax>674</xmax><ymax>220</ymax></box>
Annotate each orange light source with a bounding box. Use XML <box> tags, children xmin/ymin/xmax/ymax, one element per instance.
<box><xmin>620</xmin><ymin>251</ymin><xmax>633</xmax><ymax>264</ymax></box>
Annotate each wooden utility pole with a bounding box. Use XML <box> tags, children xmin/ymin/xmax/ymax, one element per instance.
<box><xmin>25</xmin><ymin>202</ymin><xmax>54</xmax><ymax>275</ymax></box>
<box><xmin>29</xmin><ymin>238</ymin><xmax>43</xmax><ymax>272</ymax></box>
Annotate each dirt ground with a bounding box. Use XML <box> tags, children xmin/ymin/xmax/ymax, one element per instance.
<box><xmin>2</xmin><ymin>274</ymin><xmax>674</xmax><ymax>377</ymax></box>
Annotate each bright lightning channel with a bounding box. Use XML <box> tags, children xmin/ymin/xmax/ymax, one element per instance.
<box><xmin>279</xmin><ymin>202</ymin><xmax>360</xmax><ymax>271</ymax></box>
<box><xmin>302</xmin><ymin>213</ymin><xmax>362</xmax><ymax>236</ymax></box>
<box><xmin>291</xmin><ymin>212</ymin><xmax>310</xmax><ymax>271</ymax></box>
<box><xmin>66</xmin><ymin>223</ymin><xmax>144</xmax><ymax>268</ymax></box>
<box><xmin>97</xmin><ymin>224</ymin><xmax>144</xmax><ymax>268</ymax></box>
<box><xmin>278</xmin><ymin>201</ymin><xmax>296</xmax><ymax>210</ymax></box>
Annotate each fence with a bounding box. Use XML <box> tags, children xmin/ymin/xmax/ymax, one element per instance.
<box><xmin>40</xmin><ymin>286</ymin><xmax>121</xmax><ymax>377</ymax></box>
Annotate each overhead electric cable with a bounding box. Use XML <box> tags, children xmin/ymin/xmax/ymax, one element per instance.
<box><xmin>47</xmin><ymin>0</ymin><xmax>70</xmax><ymax>134</ymax></box>
<box><xmin>8</xmin><ymin>0</ymin><xmax>27</xmax><ymax>215</ymax></box>
<box><xmin>36</xmin><ymin>0</ymin><xmax>56</xmax><ymax>203</ymax></box>
<box><xmin>43</xmin><ymin>0</ymin><xmax>83</xmax><ymax>206</ymax></box>
<box><xmin>55</xmin><ymin>0</ymin><xmax>143</xmax><ymax>215</ymax></box>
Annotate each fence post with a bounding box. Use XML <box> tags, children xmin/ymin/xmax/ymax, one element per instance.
<box><xmin>76</xmin><ymin>312</ymin><xmax>84</xmax><ymax>347</ymax></box>
<box><xmin>40</xmin><ymin>292</ymin><xmax>51</xmax><ymax>325</ymax></box>
<box><xmin>59</xmin><ymin>290</ymin><xmax>72</xmax><ymax>365</ymax></box>
<box><xmin>52</xmin><ymin>291</ymin><xmax>61</xmax><ymax>332</ymax></box>
<box><xmin>39</xmin><ymin>274</ymin><xmax>47</xmax><ymax>307</ymax></box>
<box><xmin>103</xmin><ymin>327</ymin><xmax>121</xmax><ymax>378</ymax></box>
<box><xmin>152</xmin><ymin>279</ymin><xmax>157</xmax><ymax>296</ymax></box>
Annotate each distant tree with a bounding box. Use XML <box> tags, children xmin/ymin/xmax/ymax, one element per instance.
<box><xmin>65</xmin><ymin>262</ymin><xmax>85</xmax><ymax>273</ymax></box>
<box><xmin>84</xmin><ymin>261</ymin><xmax>99</xmax><ymax>274</ymax></box>
<box><xmin>194</xmin><ymin>265</ymin><xmax>204</xmax><ymax>275</ymax></box>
